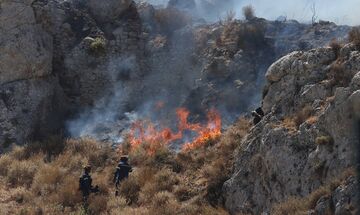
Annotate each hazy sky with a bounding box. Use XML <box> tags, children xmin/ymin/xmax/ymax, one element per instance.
<box><xmin>233</xmin><ymin>0</ymin><xmax>359</xmax><ymax>26</ymax></box>
<box><xmin>140</xmin><ymin>0</ymin><xmax>359</xmax><ymax>26</ymax></box>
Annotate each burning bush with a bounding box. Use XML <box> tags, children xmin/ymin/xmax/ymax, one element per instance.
<box><xmin>125</xmin><ymin>107</ymin><xmax>222</xmax><ymax>155</ymax></box>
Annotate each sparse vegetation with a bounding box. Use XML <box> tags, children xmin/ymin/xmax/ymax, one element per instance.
<box><xmin>280</xmin><ymin>105</ymin><xmax>314</xmax><ymax>133</ymax></box>
<box><xmin>329</xmin><ymin>38</ymin><xmax>343</xmax><ymax>57</ymax></box>
<box><xmin>271</xmin><ymin>168</ymin><xmax>356</xmax><ymax>215</ymax></box>
<box><xmin>89</xmin><ymin>37</ymin><xmax>106</xmax><ymax>55</ymax></box>
<box><xmin>328</xmin><ymin>61</ymin><xmax>353</xmax><ymax>88</ymax></box>
<box><xmin>0</xmin><ymin>117</ymin><xmax>252</xmax><ymax>214</ymax></box>
<box><xmin>348</xmin><ymin>27</ymin><xmax>360</xmax><ymax>48</ymax></box>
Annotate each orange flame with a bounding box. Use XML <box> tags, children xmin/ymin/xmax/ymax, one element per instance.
<box><xmin>127</xmin><ymin>105</ymin><xmax>222</xmax><ymax>155</ymax></box>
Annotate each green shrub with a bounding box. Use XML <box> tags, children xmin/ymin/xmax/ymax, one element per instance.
<box><xmin>315</xmin><ymin>136</ymin><xmax>334</xmax><ymax>145</ymax></box>
<box><xmin>89</xmin><ymin>37</ymin><xmax>106</xmax><ymax>55</ymax></box>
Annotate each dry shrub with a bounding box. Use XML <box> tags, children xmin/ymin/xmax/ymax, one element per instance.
<box><xmin>32</xmin><ymin>164</ymin><xmax>64</xmax><ymax>195</ymax></box>
<box><xmin>328</xmin><ymin>62</ymin><xmax>353</xmax><ymax>87</ymax></box>
<box><xmin>25</xmin><ymin>136</ymin><xmax>65</xmax><ymax>158</ymax></box>
<box><xmin>52</xmin><ymin>175</ymin><xmax>82</xmax><ymax>207</ymax></box>
<box><xmin>242</xmin><ymin>5</ymin><xmax>255</xmax><ymax>20</ymax></box>
<box><xmin>119</xmin><ymin>177</ymin><xmax>141</xmax><ymax>204</ymax></box>
<box><xmin>0</xmin><ymin>154</ymin><xmax>13</xmax><ymax>176</ymax></box>
<box><xmin>148</xmin><ymin>191</ymin><xmax>181</xmax><ymax>215</ymax></box>
<box><xmin>271</xmin><ymin>197</ymin><xmax>307</xmax><ymax>215</ymax></box>
<box><xmin>88</xmin><ymin>194</ymin><xmax>108</xmax><ymax>214</ymax></box>
<box><xmin>11</xmin><ymin>187</ymin><xmax>33</xmax><ymax>204</ymax></box>
<box><xmin>294</xmin><ymin>105</ymin><xmax>313</xmax><ymax>127</ymax></box>
<box><xmin>111</xmin><ymin>206</ymin><xmax>150</xmax><ymax>215</ymax></box>
<box><xmin>179</xmin><ymin>203</ymin><xmax>229</xmax><ymax>215</ymax></box>
<box><xmin>64</xmin><ymin>138</ymin><xmax>112</xmax><ymax>168</ymax></box>
<box><xmin>53</xmin><ymin>152</ymin><xmax>84</xmax><ymax>172</ymax></box>
<box><xmin>7</xmin><ymin>160</ymin><xmax>37</xmax><ymax>187</ymax></box>
<box><xmin>305</xmin><ymin>116</ymin><xmax>318</xmax><ymax>125</ymax></box>
<box><xmin>92</xmin><ymin>170</ymin><xmax>111</xmax><ymax>195</ymax></box>
<box><xmin>329</xmin><ymin>38</ymin><xmax>343</xmax><ymax>57</ymax></box>
<box><xmin>272</xmin><ymin>169</ymin><xmax>355</xmax><ymax>215</ymax></box>
<box><xmin>203</xmin><ymin>160</ymin><xmax>229</xmax><ymax>205</ymax></box>
<box><xmin>10</xmin><ymin>146</ymin><xmax>28</xmax><ymax>160</ymax></box>
<box><xmin>348</xmin><ymin>27</ymin><xmax>360</xmax><ymax>48</ymax></box>
<box><xmin>154</xmin><ymin>7</ymin><xmax>191</xmax><ymax>35</ymax></box>
<box><xmin>139</xmin><ymin>168</ymin><xmax>179</xmax><ymax>204</ymax></box>
<box><xmin>174</xmin><ymin>184</ymin><xmax>193</xmax><ymax>202</ymax></box>
<box><xmin>107</xmin><ymin>196</ymin><xmax>128</xmax><ymax>213</ymax></box>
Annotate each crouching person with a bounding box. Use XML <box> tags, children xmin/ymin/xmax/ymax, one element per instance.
<box><xmin>114</xmin><ymin>156</ymin><xmax>132</xmax><ymax>196</ymax></box>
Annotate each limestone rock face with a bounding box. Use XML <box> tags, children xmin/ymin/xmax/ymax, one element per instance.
<box><xmin>0</xmin><ymin>78</ymin><xmax>64</xmax><ymax>150</ymax></box>
<box><xmin>0</xmin><ymin>0</ymin><xmax>53</xmax><ymax>84</ymax></box>
<box><xmin>0</xmin><ymin>0</ymin><xmax>63</xmax><ymax>147</ymax></box>
<box><xmin>88</xmin><ymin>0</ymin><xmax>132</xmax><ymax>23</ymax></box>
<box><xmin>224</xmin><ymin>45</ymin><xmax>360</xmax><ymax>214</ymax></box>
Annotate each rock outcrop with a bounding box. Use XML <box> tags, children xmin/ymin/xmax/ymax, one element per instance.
<box><xmin>0</xmin><ymin>0</ymin><xmax>63</xmax><ymax>149</ymax></box>
<box><xmin>223</xmin><ymin>43</ymin><xmax>360</xmax><ymax>214</ymax></box>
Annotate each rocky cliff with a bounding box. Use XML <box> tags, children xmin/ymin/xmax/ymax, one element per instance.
<box><xmin>224</xmin><ymin>43</ymin><xmax>360</xmax><ymax>214</ymax></box>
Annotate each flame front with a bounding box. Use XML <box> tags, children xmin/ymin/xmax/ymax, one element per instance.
<box><xmin>127</xmin><ymin>106</ymin><xmax>222</xmax><ymax>154</ymax></box>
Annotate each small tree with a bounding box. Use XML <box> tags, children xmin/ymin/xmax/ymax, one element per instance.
<box><xmin>242</xmin><ymin>5</ymin><xmax>255</xmax><ymax>21</ymax></box>
<box><xmin>310</xmin><ymin>3</ymin><xmax>318</xmax><ymax>25</ymax></box>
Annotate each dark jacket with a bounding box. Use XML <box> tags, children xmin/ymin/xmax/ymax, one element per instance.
<box><xmin>114</xmin><ymin>161</ymin><xmax>132</xmax><ymax>185</ymax></box>
<box><xmin>79</xmin><ymin>173</ymin><xmax>93</xmax><ymax>196</ymax></box>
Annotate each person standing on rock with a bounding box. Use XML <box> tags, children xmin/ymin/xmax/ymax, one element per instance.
<box><xmin>114</xmin><ymin>156</ymin><xmax>132</xmax><ymax>196</ymax></box>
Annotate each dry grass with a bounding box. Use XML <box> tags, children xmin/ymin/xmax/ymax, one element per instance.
<box><xmin>0</xmin><ymin>117</ymin><xmax>252</xmax><ymax>214</ymax></box>
<box><xmin>279</xmin><ymin>105</ymin><xmax>314</xmax><ymax>133</ymax></box>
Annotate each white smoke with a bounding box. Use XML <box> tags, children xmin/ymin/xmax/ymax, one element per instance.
<box><xmin>67</xmin><ymin>56</ymin><xmax>138</xmax><ymax>142</ymax></box>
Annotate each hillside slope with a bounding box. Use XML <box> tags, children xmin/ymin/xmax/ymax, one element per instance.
<box><xmin>224</xmin><ymin>42</ymin><xmax>360</xmax><ymax>214</ymax></box>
